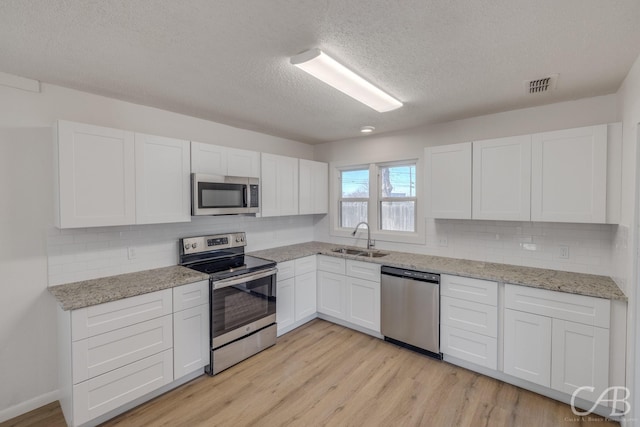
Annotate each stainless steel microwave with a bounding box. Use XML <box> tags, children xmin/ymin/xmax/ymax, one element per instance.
<box><xmin>192</xmin><ymin>173</ymin><xmax>259</xmax><ymax>215</ymax></box>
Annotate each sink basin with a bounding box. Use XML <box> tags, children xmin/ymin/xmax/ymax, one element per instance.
<box><xmin>331</xmin><ymin>248</ymin><xmax>389</xmax><ymax>258</ymax></box>
<box><xmin>331</xmin><ymin>248</ymin><xmax>364</xmax><ymax>255</ymax></box>
<box><xmin>359</xmin><ymin>251</ymin><xmax>389</xmax><ymax>258</ymax></box>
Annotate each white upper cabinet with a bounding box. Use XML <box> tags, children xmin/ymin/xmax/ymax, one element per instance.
<box><xmin>135</xmin><ymin>133</ymin><xmax>191</xmax><ymax>224</ymax></box>
<box><xmin>191</xmin><ymin>141</ymin><xmax>260</xmax><ymax>178</ymax></box>
<box><xmin>425</xmin><ymin>142</ymin><xmax>472</xmax><ymax>219</ymax></box>
<box><xmin>531</xmin><ymin>125</ymin><xmax>607</xmax><ymax>223</ymax></box>
<box><xmin>54</xmin><ymin>120</ymin><xmax>136</xmax><ymax>228</ymax></box>
<box><xmin>472</xmin><ymin>135</ymin><xmax>532</xmax><ymax>221</ymax></box>
<box><xmin>299</xmin><ymin>159</ymin><xmax>329</xmax><ymax>215</ymax></box>
<box><xmin>261</xmin><ymin>153</ymin><xmax>299</xmax><ymax>217</ymax></box>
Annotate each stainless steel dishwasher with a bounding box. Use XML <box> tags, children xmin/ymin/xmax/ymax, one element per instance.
<box><xmin>380</xmin><ymin>266</ymin><xmax>441</xmax><ymax>359</ymax></box>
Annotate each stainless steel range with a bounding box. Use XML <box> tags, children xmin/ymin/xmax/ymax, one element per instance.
<box><xmin>179</xmin><ymin>232</ymin><xmax>277</xmax><ymax>375</ymax></box>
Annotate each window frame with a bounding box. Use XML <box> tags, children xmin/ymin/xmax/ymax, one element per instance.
<box><xmin>330</xmin><ymin>158</ymin><xmax>425</xmax><ymax>245</ymax></box>
<box><xmin>338</xmin><ymin>166</ymin><xmax>370</xmax><ymax>228</ymax></box>
<box><xmin>377</xmin><ymin>161</ymin><xmax>418</xmax><ymax>233</ymax></box>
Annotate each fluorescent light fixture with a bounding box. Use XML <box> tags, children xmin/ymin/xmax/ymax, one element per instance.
<box><xmin>290</xmin><ymin>48</ymin><xmax>403</xmax><ymax>113</ymax></box>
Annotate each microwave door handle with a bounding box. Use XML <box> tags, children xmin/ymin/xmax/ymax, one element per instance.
<box><xmin>243</xmin><ymin>185</ymin><xmax>248</xmax><ymax>207</ymax></box>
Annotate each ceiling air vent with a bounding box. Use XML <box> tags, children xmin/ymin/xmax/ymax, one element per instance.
<box><xmin>524</xmin><ymin>74</ymin><xmax>558</xmax><ymax>94</ymax></box>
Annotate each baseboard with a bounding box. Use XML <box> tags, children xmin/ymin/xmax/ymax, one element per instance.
<box><xmin>0</xmin><ymin>389</ymin><xmax>60</xmax><ymax>423</ymax></box>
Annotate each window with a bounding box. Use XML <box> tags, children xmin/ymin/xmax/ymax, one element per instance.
<box><xmin>379</xmin><ymin>164</ymin><xmax>416</xmax><ymax>232</ymax></box>
<box><xmin>339</xmin><ymin>168</ymin><xmax>369</xmax><ymax>228</ymax></box>
<box><xmin>337</xmin><ymin>160</ymin><xmax>418</xmax><ymax>236</ymax></box>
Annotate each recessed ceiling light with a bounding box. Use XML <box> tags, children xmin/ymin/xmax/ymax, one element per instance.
<box><xmin>290</xmin><ymin>48</ymin><xmax>403</xmax><ymax>113</ymax></box>
<box><xmin>360</xmin><ymin>126</ymin><xmax>375</xmax><ymax>134</ymax></box>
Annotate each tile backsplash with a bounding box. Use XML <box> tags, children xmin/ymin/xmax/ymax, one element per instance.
<box><xmin>47</xmin><ymin>215</ymin><xmax>315</xmax><ymax>286</ymax></box>
<box><xmin>423</xmin><ymin>219</ymin><xmax>616</xmax><ymax>275</ymax></box>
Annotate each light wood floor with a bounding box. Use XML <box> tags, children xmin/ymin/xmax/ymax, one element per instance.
<box><xmin>2</xmin><ymin>319</ymin><xmax>619</xmax><ymax>427</ymax></box>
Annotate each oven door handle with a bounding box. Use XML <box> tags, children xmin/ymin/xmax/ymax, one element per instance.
<box><xmin>212</xmin><ymin>267</ymin><xmax>278</xmax><ymax>290</ymax></box>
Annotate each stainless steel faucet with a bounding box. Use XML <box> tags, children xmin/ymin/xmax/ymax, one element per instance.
<box><xmin>351</xmin><ymin>222</ymin><xmax>374</xmax><ymax>249</ymax></box>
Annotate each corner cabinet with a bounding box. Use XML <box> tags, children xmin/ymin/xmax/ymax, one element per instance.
<box><xmin>425</xmin><ymin>142</ymin><xmax>472</xmax><ymax>219</ymax></box>
<box><xmin>261</xmin><ymin>153</ymin><xmax>299</xmax><ymax>217</ymax></box>
<box><xmin>135</xmin><ymin>133</ymin><xmax>191</xmax><ymax>224</ymax></box>
<box><xmin>54</xmin><ymin>120</ymin><xmax>136</xmax><ymax>228</ymax></box>
<box><xmin>299</xmin><ymin>159</ymin><xmax>329</xmax><ymax>215</ymax></box>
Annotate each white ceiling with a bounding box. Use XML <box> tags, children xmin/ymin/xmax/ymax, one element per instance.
<box><xmin>1</xmin><ymin>1</ymin><xmax>639</xmax><ymax>144</ymax></box>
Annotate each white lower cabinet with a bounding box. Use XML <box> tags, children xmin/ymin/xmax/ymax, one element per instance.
<box><xmin>503</xmin><ymin>283</ymin><xmax>611</xmax><ymax>403</ymax></box>
<box><xmin>317</xmin><ymin>256</ymin><xmax>381</xmax><ymax>335</ymax></box>
<box><xmin>276</xmin><ymin>256</ymin><xmax>317</xmax><ymax>336</ymax></box>
<box><xmin>59</xmin><ymin>281</ymin><xmax>210</xmax><ymax>426</ymax></box>
<box><xmin>317</xmin><ymin>270</ymin><xmax>347</xmax><ymax>319</ymax></box>
<box><xmin>173</xmin><ymin>280</ymin><xmax>209</xmax><ymax>379</ymax></box>
<box><xmin>551</xmin><ymin>319</ymin><xmax>610</xmax><ymax>402</ymax></box>
<box><xmin>503</xmin><ymin>309</ymin><xmax>552</xmax><ymax>387</ymax></box>
<box><xmin>440</xmin><ymin>275</ymin><xmax>498</xmax><ymax>369</ymax></box>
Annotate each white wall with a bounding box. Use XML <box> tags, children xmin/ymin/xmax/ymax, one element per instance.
<box><xmin>616</xmin><ymin>51</ymin><xmax>640</xmax><ymax>425</ymax></box>
<box><xmin>0</xmin><ymin>81</ymin><xmax>314</xmax><ymax>421</ymax></box>
<box><xmin>313</xmin><ymin>95</ymin><xmax>621</xmax><ymax>276</ymax></box>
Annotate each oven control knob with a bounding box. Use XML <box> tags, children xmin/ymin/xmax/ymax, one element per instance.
<box><xmin>184</xmin><ymin>243</ymin><xmax>190</xmax><ymax>250</ymax></box>
<box><xmin>191</xmin><ymin>243</ymin><xmax>197</xmax><ymax>249</ymax></box>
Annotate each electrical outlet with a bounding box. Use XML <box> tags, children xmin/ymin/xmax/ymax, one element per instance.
<box><xmin>559</xmin><ymin>245</ymin><xmax>569</xmax><ymax>259</ymax></box>
<box><xmin>127</xmin><ymin>246</ymin><xmax>137</xmax><ymax>260</ymax></box>
<box><xmin>438</xmin><ymin>237</ymin><xmax>448</xmax><ymax>247</ymax></box>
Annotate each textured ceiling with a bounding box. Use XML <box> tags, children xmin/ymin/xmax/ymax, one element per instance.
<box><xmin>1</xmin><ymin>1</ymin><xmax>639</xmax><ymax>144</ymax></box>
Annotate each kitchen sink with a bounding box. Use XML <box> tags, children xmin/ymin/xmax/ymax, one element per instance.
<box><xmin>331</xmin><ymin>248</ymin><xmax>389</xmax><ymax>258</ymax></box>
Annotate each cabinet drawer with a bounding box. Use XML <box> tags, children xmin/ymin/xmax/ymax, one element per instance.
<box><xmin>441</xmin><ymin>325</ymin><xmax>497</xmax><ymax>370</ymax></box>
<box><xmin>295</xmin><ymin>255</ymin><xmax>317</xmax><ymax>276</ymax></box>
<box><xmin>505</xmin><ymin>284</ymin><xmax>610</xmax><ymax>328</ymax></box>
<box><xmin>441</xmin><ymin>274</ymin><xmax>497</xmax><ymax>306</ymax></box>
<box><xmin>173</xmin><ymin>280</ymin><xmax>209</xmax><ymax>311</ymax></box>
<box><xmin>317</xmin><ymin>255</ymin><xmax>346</xmax><ymax>275</ymax></box>
<box><xmin>277</xmin><ymin>260</ymin><xmax>295</xmax><ymax>281</ymax></box>
<box><xmin>72</xmin><ymin>314</ymin><xmax>173</xmax><ymax>384</ymax></box>
<box><xmin>441</xmin><ymin>296</ymin><xmax>497</xmax><ymax>338</ymax></box>
<box><xmin>72</xmin><ymin>289</ymin><xmax>172</xmax><ymax>341</ymax></box>
<box><xmin>73</xmin><ymin>349</ymin><xmax>173</xmax><ymax>426</ymax></box>
<box><xmin>346</xmin><ymin>260</ymin><xmax>381</xmax><ymax>282</ymax></box>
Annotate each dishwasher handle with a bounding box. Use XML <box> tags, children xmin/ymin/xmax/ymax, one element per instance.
<box><xmin>381</xmin><ymin>266</ymin><xmax>440</xmax><ymax>283</ymax></box>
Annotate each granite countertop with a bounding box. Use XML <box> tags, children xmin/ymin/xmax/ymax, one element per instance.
<box><xmin>49</xmin><ymin>266</ymin><xmax>210</xmax><ymax>311</ymax></box>
<box><xmin>249</xmin><ymin>242</ymin><xmax>627</xmax><ymax>302</ymax></box>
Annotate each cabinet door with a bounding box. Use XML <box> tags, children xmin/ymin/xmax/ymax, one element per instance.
<box><xmin>261</xmin><ymin>153</ymin><xmax>299</xmax><ymax>216</ymax></box>
<box><xmin>55</xmin><ymin>120</ymin><xmax>135</xmax><ymax>228</ymax></box>
<box><xmin>227</xmin><ymin>147</ymin><xmax>260</xmax><ymax>178</ymax></box>
<box><xmin>551</xmin><ymin>319</ymin><xmax>609</xmax><ymax>401</ymax></box>
<box><xmin>317</xmin><ymin>271</ymin><xmax>346</xmax><ymax>319</ymax></box>
<box><xmin>473</xmin><ymin>135</ymin><xmax>531</xmax><ymax>220</ymax></box>
<box><xmin>531</xmin><ymin>125</ymin><xmax>607</xmax><ymax>223</ymax></box>
<box><xmin>190</xmin><ymin>141</ymin><xmax>227</xmax><ymax>175</ymax></box>
<box><xmin>503</xmin><ymin>309</ymin><xmax>551</xmax><ymax>387</ymax></box>
<box><xmin>299</xmin><ymin>159</ymin><xmax>328</xmax><ymax>215</ymax></box>
<box><xmin>174</xmin><ymin>304</ymin><xmax>209</xmax><ymax>378</ymax></box>
<box><xmin>346</xmin><ymin>277</ymin><xmax>380</xmax><ymax>332</ymax></box>
<box><xmin>276</xmin><ymin>277</ymin><xmax>295</xmax><ymax>333</ymax></box>
<box><xmin>441</xmin><ymin>325</ymin><xmax>497</xmax><ymax>369</ymax></box>
<box><xmin>135</xmin><ymin>133</ymin><xmax>191</xmax><ymax>224</ymax></box>
<box><xmin>295</xmin><ymin>271</ymin><xmax>317</xmax><ymax>321</ymax></box>
<box><xmin>425</xmin><ymin>142</ymin><xmax>472</xmax><ymax>219</ymax></box>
